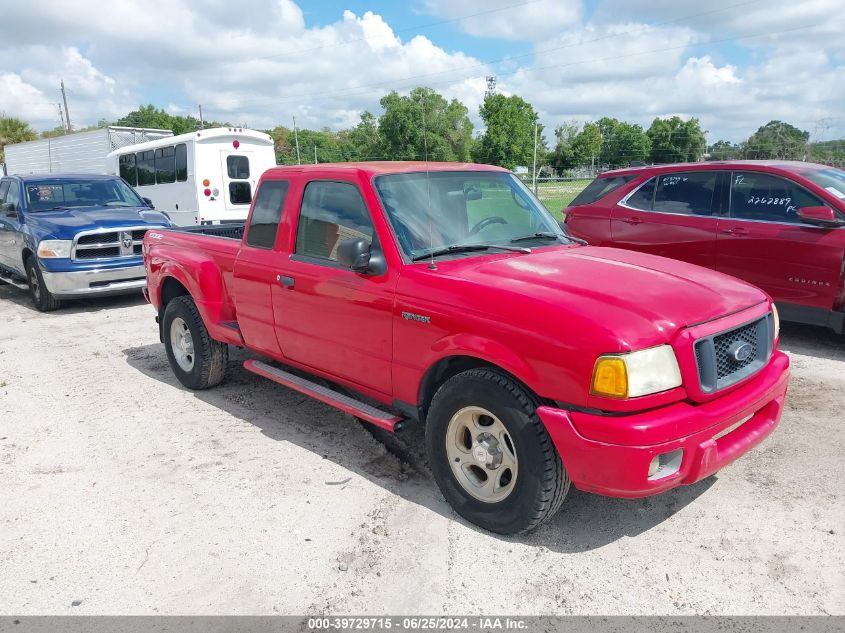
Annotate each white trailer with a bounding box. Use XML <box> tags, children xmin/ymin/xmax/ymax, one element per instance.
<box><xmin>3</xmin><ymin>127</ymin><xmax>173</xmax><ymax>176</ymax></box>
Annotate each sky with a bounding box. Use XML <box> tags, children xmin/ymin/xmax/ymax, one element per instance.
<box><xmin>1</xmin><ymin>0</ymin><xmax>843</xmax><ymax>144</ymax></box>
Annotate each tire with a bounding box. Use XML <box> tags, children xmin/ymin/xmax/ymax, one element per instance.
<box><xmin>162</xmin><ymin>295</ymin><xmax>228</xmax><ymax>390</ymax></box>
<box><xmin>25</xmin><ymin>257</ymin><xmax>61</xmax><ymax>312</ymax></box>
<box><xmin>425</xmin><ymin>368</ymin><xmax>569</xmax><ymax>534</ymax></box>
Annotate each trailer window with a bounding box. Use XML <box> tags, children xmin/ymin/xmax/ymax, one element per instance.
<box><xmin>119</xmin><ymin>154</ymin><xmax>137</xmax><ymax>186</ymax></box>
<box><xmin>227</xmin><ymin>155</ymin><xmax>250</xmax><ymax>179</ymax></box>
<box><xmin>155</xmin><ymin>146</ymin><xmax>176</xmax><ymax>184</ymax></box>
<box><xmin>246</xmin><ymin>180</ymin><xmax>289</xmax><ymax>249</ymax></box>
<box><xmin>175</xmin><ymin>144</ymin><xmax>187</xmax><ymax>182</ymax></box>
<box><xmin>229</xmin><ymin>181</ymin><xmax>252</xmax><ymax>205</ymax></box>
<box><xmin>136</xmin><ymin>151</ymin><xmax>155</xmax><ymax>186</ymax></box>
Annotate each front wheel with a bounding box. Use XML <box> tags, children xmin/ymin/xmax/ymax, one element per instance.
<box><xmin>162</xmin><ymin>295</ymin><xmax>228</xmax><ymax>390</ymax></box>
<box><xmin>25</xmin><ymin>257</ymin><xmax>61</xmax><ymax>312</ymax></box>
<box><xmin>425</xmin><ymin>368</ymin><xmax>570</xmax><ymax>534</ymax></box>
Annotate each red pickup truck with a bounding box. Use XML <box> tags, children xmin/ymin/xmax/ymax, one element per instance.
<box><xmin>143</xmin><ymin>162</ymin><xmax>789</xmax><ymax>534</ymax></box>
<box><xmin>563</xmin><ymin>160</ymin><xmax>845</xmax><ymax>334</ymax></box>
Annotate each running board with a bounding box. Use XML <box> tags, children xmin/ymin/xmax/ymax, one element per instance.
<box><xmin>0</xmin><ymin>272</ymin><xmax>28</xmax><ymax>291</ymax></box>
<box><xmin>243</xmin><ymin>360</ymin><xmax>404</xmax><ymax>432</ymax></box>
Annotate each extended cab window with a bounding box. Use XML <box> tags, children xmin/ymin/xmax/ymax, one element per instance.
<box><xmin>569</xmin><ymin>175</ymin><xmax>634</xmax><ymax>207</ymax></box>
<box><xmin>730</xmin><ymin>172</ymin><xmax>823</xmax><ymax>223</ymax></box>
<box><xmin>295</xmin><ymin>181</ymin><xmax>374</xmax><ymax>262</ymax></box>
<box><xmin>652</xmin><ymin>172</ymin><xmax>717</xmax><ymax>215</ymax></box>
<box><xmin>245</xmin><ymin>180</ymin><xmax>290</xmax><ymax>249</ymax></box>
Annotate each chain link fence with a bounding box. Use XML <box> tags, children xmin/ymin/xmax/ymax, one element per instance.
<box><xmin>517</xmin><ymin>176</ymin><xmax>593</xmax><ymax>219</ymax></box>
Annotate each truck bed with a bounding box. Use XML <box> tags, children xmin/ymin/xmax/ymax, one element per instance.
<box><xmin>169</xmin><ymin>222</ymin><xmax>245</xmax><ymax>240</ymax></box>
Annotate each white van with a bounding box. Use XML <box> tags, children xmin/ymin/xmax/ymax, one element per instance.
<box><xmin>106</xmin><ymin>127</ymin><xmax>276</xmax><ymax>225</ymax></box>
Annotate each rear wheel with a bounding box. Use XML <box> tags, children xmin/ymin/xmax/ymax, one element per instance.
<box><xmin>162</xmin><ymin>295</ymin><xmax>228</xmax><ymax>389</ymax></box>
<box><xmin>25</xmin><ymin>257</ymin><xmax>61</xmax><ymax>312</ymax></box>
<box><xmin>425</xmin><ymin>368</ymin><xmax>569</xmax><ymax>534</ymax></box>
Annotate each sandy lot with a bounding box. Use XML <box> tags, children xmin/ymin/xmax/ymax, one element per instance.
<box><xmin>0</xmin><ymin>284</ymin><xmax>843</xmax><ymax>615</ymax></box>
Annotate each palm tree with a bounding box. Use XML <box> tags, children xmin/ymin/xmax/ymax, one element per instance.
<box><xmin>0</xmin><ymin>114</ymin><xmax>38</xmax><ymax>164</ymax></box>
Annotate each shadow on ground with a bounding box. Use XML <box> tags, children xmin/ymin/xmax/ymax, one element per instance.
<box><xmin>0</xmin><ymin>281</ymin><xmax>147</xmax><ymax>315</ymax></box>
<box><xmin>123</xmin><ymin>341</ymin><xmax>720</xmax><ymax>553</ymax></box>
<box><xmin>777</xmin><ymin>321</ymin><xmax>845</xmax><ymax>362</ymax></box>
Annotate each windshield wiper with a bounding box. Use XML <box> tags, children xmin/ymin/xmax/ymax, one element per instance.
<box><xmin>411</xmin><ymin>243</ymin><xmax>531</xmax><ymax>262</ymax></box>
<box><xmin>510</xmin><ymin>231</ymin><xmax>587</xmax><ymax>246</ymax></box>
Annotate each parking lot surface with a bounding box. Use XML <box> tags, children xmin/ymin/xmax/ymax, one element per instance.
<box><xmin>0</xmin><ymin>285</ymin><xmax>842</xmax><ymax>615</ymax></box>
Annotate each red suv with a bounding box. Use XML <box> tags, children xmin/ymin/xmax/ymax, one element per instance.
<box><xmin>564</xmin><ymin>161</ymin><xmax>845</xmax><ymax>334</ymax></box>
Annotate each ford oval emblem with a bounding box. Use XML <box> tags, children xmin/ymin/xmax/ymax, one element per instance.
<box><xmin>730</xmin><ymin>341</ymin><xmax>753</xmax><ymax>363</ymax></box>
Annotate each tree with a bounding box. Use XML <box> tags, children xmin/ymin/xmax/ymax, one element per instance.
<box><xmin>708</xmin><ymin>139</ymin><xmax>741</xmax><ymax>161</ymax></box>
<box><xmin>551</xmin><ymin>121</ymin><xmax>603</xmax><ymax>173</ymax></box>
<box><xmin>474</xmin><ymin>93</ymin><xmax>545</xmax><ymax>170</ymax></box>
<box><xmin>743</xmin><ymin>120</ymin><xmax>809</xmax><ymax>160</ymax></box>
<box><xmin>596</xmin><ymin>117</ymin><xmax>650</xmax><ymax>167</ymax></box>
<box><xmin>115</xmin><ymin>105</ymin><xmax>227</xmax><ymax>135</ymax></box>
<box><xmin>377</xmin><ymin>87</ymin><xmax>473</xmax><ymax>162</ymax></box>
<box><xmin>646</xmin><ymin>116</ymin><xmax>706</xmax><ymax>163</ymax></box>
<box><xmin>0</xmin><ymin>114</ymin><xmax>38</xmax><ymax>163</ymax></box>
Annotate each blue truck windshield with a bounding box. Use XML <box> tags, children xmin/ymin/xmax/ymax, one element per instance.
<box><xmin>25</xmin><ymin>179</ymin><xmax>144</xmax><ymax>212</ymax></box>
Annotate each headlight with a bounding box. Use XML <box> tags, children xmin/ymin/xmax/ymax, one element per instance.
<box><xmin>37</xmin><ymin>240</ymin><xmax>72</xmax><ymax>258</ymax></box>
<box><xmin>772</xmin><ymin>304</ymin><xmax>780</xmax><ymax>339</ymax></box>
<box><xmin>591</xmin><ymin>344</ymin><xmax>682</xmax><ymax>399</ymax></box>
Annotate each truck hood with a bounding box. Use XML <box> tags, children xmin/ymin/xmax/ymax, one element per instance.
<box><xmin>25</xmin><ymin>206</ymin><xmax>171</xmax><ymax>239</ymax></box>
<box><xmin>435</xmin><ymin>245</ymin><xmax>767</xmax><ymax>332</ymax></box>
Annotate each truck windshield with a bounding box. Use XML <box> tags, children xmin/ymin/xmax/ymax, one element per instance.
<box><xmin>24</xmin><ymin>178</ymin><xmax>145</xmax><ymax>212</ymax></box>
<box><xmin>374</xmin><ymin>170</ymin><xmax>568</xmax><ymax>260</ymax></box>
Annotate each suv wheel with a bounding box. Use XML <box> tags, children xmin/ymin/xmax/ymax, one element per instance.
<box><xmin>425</xmin><ymin>368</ymin><xmax>570</xmax><ymax>534</ymax></box>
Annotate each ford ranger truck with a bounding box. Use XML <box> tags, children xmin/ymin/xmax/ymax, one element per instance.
<box><xmin>143</xmin><ymin>162</ymin><xmax>790</xmax><ymax>535</ymax></box>
<box><xmin>0</xmin><ymin>174</ymin><xmax>171</xmax><ymax>311</ymax></box>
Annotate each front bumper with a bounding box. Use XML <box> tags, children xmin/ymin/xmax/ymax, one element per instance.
<box><xmin>538</xmin><ymin>350</ymin><xmax>790</xmax><ymax>498</ymax></box>
<box><xmin>40</xmin><ymin>264</ymin><xmax>147</xmax><ymax>298</ymax></box>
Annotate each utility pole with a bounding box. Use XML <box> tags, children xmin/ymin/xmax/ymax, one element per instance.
<box><xmin>314</xmin><ymin>144</ymin><xmax>318</xmax><ymax>164</ymax></box>
<box><xmin>198</xmin><ymin>104</ymin><xmax>205</xmax><ymax>130</ymax></box>
<box><xmin>56</xmin><ymin>103</ymin><xmax>68</xmax><ymax>134</ymax></box>
<box><xmin>293</xmin><ymin>116</ymin><xmax>301</xmax><ymax>165</ymax></box>
<box><xmin>60</xmin><ymin>80</ymin><xmax>72</xmax><ymax>132</ymax></box>
<box><xmin>532</xmin><ymin>123</ymin><xmax>539</xmax><ymax>194</ymax></box>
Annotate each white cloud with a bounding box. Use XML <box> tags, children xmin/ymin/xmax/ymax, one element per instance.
<box><xmin>422</xmin><ymin>0</ymin><xmax>582</xmax><ymax>41</ymax></box>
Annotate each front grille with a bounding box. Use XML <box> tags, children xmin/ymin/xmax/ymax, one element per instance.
<box><xmin>72</xmin><ymin>226</ymin><xmax>157</xmax><ymax>261</ymax></box>
<box><xmin>694</xmin><ymin>314</ymin><xmax>773</xmax><ymax>393</ymax></box>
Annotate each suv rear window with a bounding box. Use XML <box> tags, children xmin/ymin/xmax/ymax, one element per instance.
<box><xmin>568</xmin><ymin>175</ymin><xmax>635</xmax><ymax>207</ymax></box>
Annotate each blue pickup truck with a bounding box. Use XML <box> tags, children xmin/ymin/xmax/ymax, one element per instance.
<box><xmin>0</xmin><ymin>174</ymin><xmax>171</xmax><ymax>311</ymax></box>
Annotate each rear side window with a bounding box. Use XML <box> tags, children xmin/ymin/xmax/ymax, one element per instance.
<box><xmin>624</xmin><ymin>177</ymin><xmax>657</xmax><ymax>211</ymax></box>
<box><xmin>175</xmin><ymin>144</ymin><xmax>188</xmax><ymax>182</ymax></box>
<box><xmin>229</xmin><ymin>181</ymin><xmax>252</xmax><ymax>205</ymax></box>
<box><xmin>569</xmin><ymin>175</ymin><xmax>634</xmax><ymax>207</ymax></box>
<box><xmin>652</xmin><ymin>172</ymin><xmax>717</xmax><ymax>216</ymax></box>
<box><xmin>227</xmin><ymin>155</ymin><xmax>250</xmax><ymax>179</ymax></box>
<box><xmin>730</xmin><ymin>172</ymin><xmax>824</xmax><ymax>224</ymax></box>
<box><xmin>246</xmin><ymin>180</ymin><xmax>289</xmax><ymax>249</ymax></box>
<box><xmin>296</xmin><ymin>181</ymin><xmax>374</xmax><ymax>262</ymax></box>
<box><xmin>119</xmin><ymin>154</ymin><xmax>137</xmax><ymax>186</ymax></box>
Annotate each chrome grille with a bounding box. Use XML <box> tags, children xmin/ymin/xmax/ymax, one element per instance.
<box><xmin>694</xmin><ymin>314</ymin><xmax>773</xmax><ymax>393</ymax></box>
<box><xmin>72</xmin><ymin>226</ymin><xmax>154</xmax><ymax>261</ymax></box>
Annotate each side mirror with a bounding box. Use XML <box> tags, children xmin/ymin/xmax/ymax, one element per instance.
<box><xmin>1</xmin><ymin>202</ymin><xmax>17</xmax><ymax>218</ymax></box>
<box><xmin>142</xmin><ymin>197</ymin><xmax>155</xmax><ymax>209</ymax></box>
<box><xmin>336</xmin><ymin>238</ymin><xmax>372</xmax><ymax>272</ymax></box>
<box><xmin>797</xmin><ymin>206</ymin><xmax>844</xmax><ymax>227</ymax></box>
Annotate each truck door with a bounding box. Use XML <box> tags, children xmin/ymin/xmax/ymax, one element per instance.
<box><xmin>610</xmin><ymin>171</ymin><xmax>720</xmax><ymax>269</ymax></box>
<box><xmin>716</xmin><ymin>170</ymin><xmax>845</xmax><ymax>311</ymax></box>
<box><xmin>0</xmin><ymin>180</ymin><xmax>25</xmax><ymax>274</ymax></box>
<box><xmin>220</xmin><ymin>151</ymin><xmax>256</xmax><ymax>219</ymax></box>
<box><xmin>271</xmin><ymin>178</ymin><xmax>395</xmax><ymax>396</ymax></box>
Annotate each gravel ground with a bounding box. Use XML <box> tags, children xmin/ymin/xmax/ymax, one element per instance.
<box><xmin>0</xmin><ymin>284</ymin><xmax>843</xmax><ymax>615</ymax></box>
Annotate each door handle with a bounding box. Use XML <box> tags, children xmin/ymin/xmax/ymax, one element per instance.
<box><xmin>621</xmin><ymin>216</ymin><xmax>643</xmax><ymax>225</ymax></box>
<box><xmin>277</xmin><ymin>274</ymin><xmax>294</xmax><ymax>288</ymax></box>
<box><xmin>721</xmin><ymin>227</ymin><xmax>749</xmax><ymax>236</ymax></box>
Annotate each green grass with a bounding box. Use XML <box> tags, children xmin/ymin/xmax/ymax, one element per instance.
<box><xmin>533</xmin><ymin>179</ymin><xmax>592</xmax><ymax>220</ymax></box>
